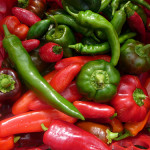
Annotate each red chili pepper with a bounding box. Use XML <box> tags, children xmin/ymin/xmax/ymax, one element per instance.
<box><xmin>50</xmin><ymin>63</ymin><xmax>82</xmax><ymax>93</ymax></box>
<box><xmin>55</xmin><ymin>55</ymin><xmax>111</xmax><ymax>70</ymax></box>
<box><xmin>43</xmin><ymin>119</ymin><xmax>111</xmax><ymax>150</ymax></box>
<box><xmin>73</xmin><ymin>101</ymin><xmax>115</xmax><ymax>119</ymax></box>
<box><xmin>125</xmin><ymin>6</ymin><xmax>146</xmax><ymax>43</ymax></box>
<box><xmin>0</xmin><ymin>109</ymin><xmax>77</xmax><ymax>138</ymax></box>
<box><xmin>0</xmin><ymin>135</ymin><xmax>14</xmax><ymax>150</ymax></box>
<box><xmin>39</xmin><ymin>42</ymin><xmax>63</xmax><ymax>62</ymax></box>
<box><xmin>12</xmin><ymin>7</ymin><xmax>41</xmax><ymax>27</ymax></box>
<box><xmin>138</xmin><ymin>70</ymin><xmax>150</xmax><ymax>86</ymax></box>
<box><xmin>12</xmin><ymin>70</ymin><xmax>58</xmax><ymax>115</ymax></box>
<box><xmin>111</xmin><ymin>75</ymin><xmax>150</xmax><ymax>122</ymax></box>
<box><xmin>0</xmin><ymin>16</ymin><xmax>29</xmax><ymax>40</ymax></box>
<box><xmin>22</xmin><ymin>39</ymin><xmax>40</xmax><ymax>52</ymax></box>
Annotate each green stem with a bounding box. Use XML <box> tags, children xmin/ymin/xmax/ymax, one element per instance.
<box><xmin>14</xmin><ymin>136</ymin><xmax>21</xmax><ymax>143</ymax></box>
<box><xmin>41</xmin><ymin>123</ymin><xmax>48</xmax><ymax>131</ymax></box>
<box><xmin>106</xmin><ymin>129</ymin><xmax>119</xmax><ymax>144</ymax></box>
<box><xmin>53</xmin><ymin>45</ymin><xmax>63</xmax><ymax>54</ymax></box>
<box><xmin>18</xmin><ymin>0</ymin><xmax>29</xmax><ymax>8</ymax></box>
<box><xmin>3</xmin><ymin>25</ymin><xmax>11</xmax><ymax>37</ymax></box>
<box><xmin>114</xmin><ymin>130</ymin><xmax>131</xmax><ymax>141</ymax></box>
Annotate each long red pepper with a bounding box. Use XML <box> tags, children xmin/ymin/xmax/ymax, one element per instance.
<box><xmin>55</xmin><ymin>55</ymin><xmax>111</xmax><ymax>70</ymax></box>
<box><xmin>12</xmin><ymin>7</ymin><xmax>41</xmax><ymax>27</ymax></box>
<box><xmin>43</xmin><ymin>119</ymin><xmax>111</xmax><ymax>150</ymax></box>
<box><xmin>0</xmin><ymin>109</ymin><xmax>77</xmax><ymax>138</ymax></box>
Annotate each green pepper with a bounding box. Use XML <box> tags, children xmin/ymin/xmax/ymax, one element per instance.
<box><xmin>118</xmin><ymin>39</ymin><xmax>150</xmax><ymax>75</ymax></box>
<box><xmin>111</xmin><ymin>0</ymin><xmax>120</xmax><ymax>15</ymax></box>
<box><xmin>99</xmin><ymin>0</ymin><xmax>111</xmax><ymax>12</ymax></box>
<box><xmin>62</xmin><ymin>0</ymin><xmax>101</xmax><ymax>13</ymax></box>
<box><xmin>45</xmin><ymin>24</ymin><xmax>76</xmax><ymax>57</ymax></box>
<box><xmin>2</xmin><ymin>24</ymin><xmax>84</xmax><ymax>120</ymax></box>
<box><xmin>76</xmin><ymin>60</ymin><xmax>120</xmax><ymax>103</ymax></box>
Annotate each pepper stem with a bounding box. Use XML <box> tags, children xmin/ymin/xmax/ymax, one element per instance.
<box><xmin>106</xmin><ymin>129</ymin><xmax>119</xmax><ymax>144</ymax></box>
<box><xmin>114</xmin><ymin>130</ymin><xmax>131</xmax><ymax>141</ymax></box>
<box><xmin>3</xmin><ymin>25</ymin><xmax>11</xmax><ymax>37</ymax></box>
<box><xmin>18</xmin><ymin>0</ymin><xmax>29</xmax><ymax>8</ymax></box>
<box><xmin>14</xmin><ymin>136</ymin><xmax>21</xmax><ymax>143</ymax></box>
<box><xmin>53</xmin><ymin>45</ymin><xmax>63</xmax><ymax>54</ymax></box>
<box><xmin>65</xmin><ymin>6</ymin><xmax>78</xmax><ymax>19</ymax></box>
<box><xmin>41</xmin><ymin>123</ymin><xmax>48</xmax><ymax>131</ymax></box>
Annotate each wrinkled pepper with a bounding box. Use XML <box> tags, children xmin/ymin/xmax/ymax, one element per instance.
<box><xmin>118</xmin><ymin>39</ymin><xmax>150</xmax><ymax>75</ymax></box>
<box><xmin>76</xmin><ymin>60</ymin><xmax>120</xmax><ymax>102</ymax></box>
<box><xmin>111</xmin><ymin>75</ymin><xmax>150</xmax><ymax>122</ymax></box>
<box><xmin>2</xmin><ymin>25</ymin><xmax>84</xmax><ymax>120</ymax></box>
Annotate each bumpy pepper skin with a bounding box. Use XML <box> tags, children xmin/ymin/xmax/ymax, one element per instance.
<box><xmin>118</xmin><ymin>39</ymin><xmax>150</xmax><ymax>75</ymax></box>
<box><xmin>76</xmin><ymin>60</ymin><xmax>120</xmax><ymax>103</ymax></box>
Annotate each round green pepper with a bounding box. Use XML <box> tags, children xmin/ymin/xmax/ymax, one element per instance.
<box><xmin>76</xmin><ymin>60</ymin><xmax>120</xmax><ymax>103</ymax></box>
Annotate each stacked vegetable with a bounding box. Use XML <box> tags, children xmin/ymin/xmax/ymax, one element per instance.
<box><xmin>1</xmin><ymin>0</ymin><xmax>150</xmax><ymax>149</ymax></box>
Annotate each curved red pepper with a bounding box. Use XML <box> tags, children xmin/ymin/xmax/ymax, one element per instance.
<box><xmin>43</xmin><ymin>119</ymin><xmax>111</xmax><ymax>150</ymax></box>
<box><xmin>0</xmin><ymin>16</ymin><xmax>29</xmax><ymax>40</ymax></box>
<box><xmin>111</xmin><ymin>75</ymin><xmax>150</xmax><ymax>122</ymax></box>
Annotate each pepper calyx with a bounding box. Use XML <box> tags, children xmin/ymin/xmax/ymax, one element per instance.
<box><xmin>0</xmin><ymin>73</ymin><xmax>15</xmax><ymax>93</ymax></box>
<box><xmin>18</xmin><ymin>0</ymin><xmax>29</xmax><ymax>8</ymax></box>
<box><xmin>52</xmin><ymin>45</ymin><xmax>63</xmax><ymax>54</ymax></box>
<box><xmin>135</xmin><ymin>44</ymin><xmax>150</xmax><ymax>57</ymax></box>
<box><xmin>106</xmin><ymin>129</ymin><xmax>119</xmax><ymax>144</ymax></box>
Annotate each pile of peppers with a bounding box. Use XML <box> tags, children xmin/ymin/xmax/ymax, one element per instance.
<box><xmin>1</xmin><ymin>0</ymin><xmax>150</xmax><ymax>149</ymax></box>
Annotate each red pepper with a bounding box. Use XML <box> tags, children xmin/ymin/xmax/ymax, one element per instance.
<box><xmin>145</xmin><ymin>31</ymin><xmax>150</xmax><ymax>44</ymax></box>
<box><xmin>0</xmin><ymin>109</ymin><xmax>77</xmax><ymax>138</ymax></box>
<box><xmin>22</xmin><ymin>39</ymin><xmax>40</xmax><ymax>52</ymax></box>
<box><xmin>125</xmin><ymin>6</ymin><xmax>146</xmax><ymax>43</ymax></box>
<box><xmin>73</xmin><ymin>101</ymin><xmax>115</xmax><ymax>119</ymax></box>
<box><xmin>0</xmin><ymin>16</ymin><xmax>29</xmax><ymax>40</ymax></box>
<box><xmin>111</xmin><ymin>75</ymin><xmax>150</xmax><ymax>122</ymax></box>
<box><xmin>147</xmin><ymin>18</ymin><xmax>150</xmax><ymax>31</ymax></box>
<box><xmin>0</xmin><ymin>135</ymin><xmax>14</xmax><ymax>150</ymax></box>
<box><xmin>144</xmin><ymin>77</ymin><xmax>150</xmax><ymax>98</ymax></box>
<box><xmin>39</xmin><ymin>42</ymin><xmax>63</xmax><ymax>62</ymax></box>
<box><xmin>138</xmin><ymin>70</ymin><xmax>150</xmax><ymax>86</ymax></box>
<box><xmin>50</xmin><ymin>63</ymin><xmax>82</xmax><ymax>93</ymax></box>
<box><xmin>43</xmin><ymin>119</ymin><xmax>111</xmax><ymax>150</ymax></box>
<box><xmin>47</xmin><ymin>0</ymin><xmax>63</xmax><ymax>8</ymax></box>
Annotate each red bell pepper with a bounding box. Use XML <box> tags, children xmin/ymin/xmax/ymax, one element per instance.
<box><xmin>0</xmin><ymin>16</ymin><xmax>29</xmax><ymax>40</ymax></box>
<box><xmin>0</xmin><ymin>109</ymin><xmax>77</xmax><ymax>138</ymax></box>
<box><xmin>12</xmin><ymin>7</ymin><xmax>41</xmax><ymax>27</ymax></box>
<box><xmin>111</xmin><ymin>75</ymin><xmax>150</xmax><ymax>122</ymax></box>
<box><xmin>0</xmin><ymin>135</ymin><xmax>14</xmax><ymax>150</ymax></box>
<box><xmin>50</xmin><ymin>63</ymin><xmax>82</xmax><ymax>93</ymax></box>
<box><xmin>73</xmin><ymin>101</ymin><xmax>115</xmax><ymax>119</ymax></box>
<box><xmin>42</xmin><ymin>119</ymin><xmax>111</xmax><ymax>150</ymax></box>
<box><xmin>55</xmin><ymin>55</ymin><xmax>111</xmax><ymax>70</ymax></box>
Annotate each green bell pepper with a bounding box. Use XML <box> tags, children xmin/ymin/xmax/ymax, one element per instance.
<box><xmin>118</xmin><ymin>39</ymin><xmax>150</xmax><ymax>75</ymax></box>
<box><xmin>76</xmin><ymin>60</ymin><xmax>120</xmax><ymax>103</ymax></box>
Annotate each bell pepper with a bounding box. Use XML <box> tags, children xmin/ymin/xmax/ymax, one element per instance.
<box><xmin>0</xmin><ymin>68</ymin><xmax>22</xmax><ymax>103</ymax></box>
<box><xmin>73</xmin><ymin>101</ymin><xmax>115</xmax><ymax>119</ymax></box>
<box><xmin>111</xmin><ymin>75</ymin><xmax>150</xmax><ymax>122</ymax></box>
<box><xmin>0</xmin><ymin>16</ymin><xmax>29</xmax><ymax>41</ymax></box>
<box><xmin>76</xmin><ymin>121</ymin><xmax>118</xmax><ymax>144</ymax></box>
<box><xmin>0</xmin><ymin>109</ymin><xmax>77</xmax><ymax>138</ymax></box>
<box><xmin>42</xmin><ymin>119</ymin><xmax>111</xmax><ymax>150</ymax></box>
<box><xmin>62</xmin><ymin>0</ymin><xmax>101</xmax><ymax>13</ymax></box>
<box><xmin>45</xmin><ymin>24</ymin><xmax>76</xmax><ymax>57</ymax></box>
<box><xmin>76</xmin><ymin>60</ymin><xmax>120</xmax><ymax>102</ymax></box>
<box><xmin>118</xmin><ymin>39</ymin><xmax>150</xmax><ymax>75</ymax></box>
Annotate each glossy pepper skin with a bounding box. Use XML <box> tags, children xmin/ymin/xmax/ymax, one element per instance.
<box><xmin>118</xmin><ymin>39</ymin><xmax>150</xmax><ymax>75</ymax></box>
<box><xmin>46</xmin><ymin>25</ymin><xmax>76</xmax><ymax>57</ymax></box>
<box><xmin>2</xmin><ymin>25</ymin><xmax>84</xmax><ymax>120</ymax></box>
<box><xmin>65</xmin><ymin>8</ymin><xmax>120</xmax><ymax>66</ymax></box>
<box><xmin>0</xmin><ymin>68</ymin><xmax>22</xmax><ymax>103</ymax></box>
<box><xmin>43</xmin><ymin>119</ymin><xmax>111</xmax><ymax>150</ymax></box>
<box><xmin>62</xmin><ymin>0</ymin><xmax>101</xmax><ymax>13</ymax></box>
<box><xmin>76</xmin><ymin>60</ymin><xmax>120</xmax><ymax>103</ymax></box>
<box><xmin>111</xmin><ymin>75</ymin><xmax>150</xmax><ymax>122</ymax></box>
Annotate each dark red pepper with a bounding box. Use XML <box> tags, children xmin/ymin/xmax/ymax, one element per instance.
<box><xmin>0</xmin><ymin>68</ymin><xmax>22</xmax><ymax>103</ymax></box>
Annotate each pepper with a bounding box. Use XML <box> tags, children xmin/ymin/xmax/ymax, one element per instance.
<box><xmin>0</xmin><ymin>68</ymin><xmax>22</xmax><ymax>103</ymax></box>
<box><xmin>18</xmin><ymin>0</ymin><xmax>47</xmax><ymax>18</ymax></box>
<box><xmin>0</xmin><ymin>16</ymin><xmax>29</xmax><ymax>40</ymax></box>
<box><xmin>0</xmin><ymin>109</ymin><xmax>77</xmax><ymax>138</ymax></box>
<box><xmin>2</xmin><ymin>25</ymin><xmax>84</xmax><ymax>120</ymax></box>
<box><xmin>42</xmin><ymin>119</ymin><xmax>111</xmax><ymax>150</ymax></box>
<box><xmin>147</xmin><ymin>18</ymin><xmax>150</xmax><ymax>31</ymax></box>
<box><xmin>118</xmin><ymin>39</ymin><xmax>150</xmax><ymax>75</ymax></box>
<box><xmin>99</xmin><ymin>0</ymin><xmax>111</xmax><ymax>12</ymax></box>
<box><xmin>76</xmin><ymin>121</ymin><xmax>118</xmax><ymax>144</ymax></box>
<box><xmin>76</xmin><ymin>60</ymin><xmax>120</xmax><ymax>102</ymax></box>
<box><xmin>62</xmin><ymin>0</ymin><xmax>101</xmax><ymax>13</ymax></box>
<box><xmin>111</xmin><ymin>0</ymin><xmax>120</xmax><ymax>15</ymax></box>
<box><xmin>45</xmin><ymin>24</ymin><xmax>76</xmax><ymax>57</ymax></box>
<box><xmin>69</xmin><ymin>32</ymin><xmax>136</xmax><ymax>55</ymax></box>
<box><xmin>111</xmin><ymin>75</ymin><xmax>150</xmax><ymax>123</ymax></box>
<box><xmin>65</xmin><ymin>8</ymin><xmax>120</xmax><ymax>66</ymax></box>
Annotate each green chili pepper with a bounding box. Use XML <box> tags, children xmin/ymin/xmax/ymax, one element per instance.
<box><xmin>111</xmin><ymin>0</ymin><xmax>120</xmax><ymax>15</ymax></box>
<box><xmin>65</xmin><ymin>8</ymin><xmax>120</xmax><ymax>66</ymax></box>
<box><xmin>102</xmin><ymin>4</ymin><xmax>113</xmax><ymax>21</ymax></box>
<box><xmin>118</xmin><ymin>39</ymin><xmax>150</xmax><ymax>75</ymax></box>
<box><xmin>81</xmin><ymin>37</ymin><xmax>98</xmax><ymax>45</ymax></box>
<box><xmin>99</xmin><ymin>0</ymin><xmax>111</xmax><ymax>12</ymax></box>
<box><xmin>2</xmin><ymin>24</ymin><xmax>84</xmax><ymax>120</ymax></box>
<box><xmin>76</xmin><ymin>60</ymin><xmax>120</xmax><ymax>102</ymax></box>
<box><xmin>45</xmin><ymin>24</ymin><xmax>76</xmax><ymax>57</ymax></box>
<box><xmin>69</xmin><ymin>32</ymin><xmax>136</xmax><ymax>55</ymax></box>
